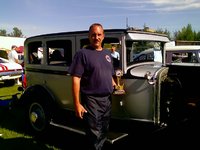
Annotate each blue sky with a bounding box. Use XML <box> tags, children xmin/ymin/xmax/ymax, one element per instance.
<box><xmin>1</xmin><ymin>0</ymin><xmax>200</xmax><ymax>37</ymax></box>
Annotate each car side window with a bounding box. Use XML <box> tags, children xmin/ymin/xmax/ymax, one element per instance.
<box><xmin>182</xmin><ymin>52</ymin><xmax>197</xmax><ymax>63</ymax></box>
<box><xmin>28</xmin><ymin>42</ymin><xmax>43</xmax><ymax>64</ymax></box>
<box><xmin>47</xmin><ymin>40</ymin><xmax>72</xmax><ymax>66</ymax></box>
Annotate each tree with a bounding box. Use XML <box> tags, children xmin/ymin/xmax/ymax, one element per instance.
<box><xmin>0</xmin><ymin>27</ymin><xmax>24</xmax><ymax>37</ymax></box>
<box><xmin>143</xmin><ymin>23</ymin><xmax>172</xmax><ymax>40</ymax></box>
<box><xmin>7</xmin><ymin>27</ymin><xmax>23</xmax><ymax>37</ymax></box>
<box><xmin>0</xmin><ymin>29</ymin><xmax>7</xmax><ymax>36</ymax></box>
<box><xmin>174</xmin><ymin>24</ymin><xmax>197</xmax><ymax>41</ymax></box>
<box><xmin>156</xmin><ymin>28</ymin><xmax>172</xmax><ymax>40</ymax></box>
<box><xmin>196</xmin><ymin>32</ymin><xmax>200</xmax><ymax>40</ymax></box>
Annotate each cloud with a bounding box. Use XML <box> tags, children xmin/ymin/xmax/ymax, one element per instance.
<box><xmin>151</xmin><ymin>0</ymin><xmax>200</xmax><ymax>11</ymax></box>
<box><xmin>103</xmin><ymin>0</ymin><xmax>200</xmax><ymax>12</ymax></box>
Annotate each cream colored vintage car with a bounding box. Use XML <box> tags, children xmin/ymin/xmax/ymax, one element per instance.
<box><xmin>165</xmin><ymin>45</ymin><xmax>200</xmax><ymax>64</ymax></box>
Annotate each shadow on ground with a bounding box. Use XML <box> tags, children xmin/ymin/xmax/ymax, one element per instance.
<box><xmin>1</xmin><ymin>83</ymin><xmax>200</xmax><ymax>149</ymax></box>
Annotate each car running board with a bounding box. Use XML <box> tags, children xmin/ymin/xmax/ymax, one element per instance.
<box><xmin>50</xmin><ymin>121</ymin><xmax>128</xmax><ymax>144</ymax></box>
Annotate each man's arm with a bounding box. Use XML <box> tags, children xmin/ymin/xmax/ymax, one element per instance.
<box><xmin>72</xmin><ymin>76</ymin><xmax>87</xmax><ymax>119</ymax></box>
<box><xmin>14</xmin><ymin>51</ymin><xmax>19</xmax><ymax>63</ymax></box>
<box><xmin>112</xmin><ymin>77</ymin><xmax>117</xmax><ymax>88</ymax></box>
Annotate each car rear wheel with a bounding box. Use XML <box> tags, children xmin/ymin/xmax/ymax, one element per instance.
<box><xmin>23</xmin><ymin>86</ymin><xmax>54</xmax><ymax>135</ymax></box>
<box><xmin>28</xmin><ymin>102</ymin><xmax>47</xmax><ymax>132</ymax></box>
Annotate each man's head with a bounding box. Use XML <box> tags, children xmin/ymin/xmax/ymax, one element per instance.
<box><xmin>11</xmin><ymin>45</ymin><xmax>17</xmax><ymax>50</ymax></box>
<box><xmin>88</xmin><ymin>23</ymin><xmax>104</xmax><ymax>50</ymax></box>
<box><xmin>111</xmin><ymin>44</ymin><xmax>117</xmax><ymax>52</ymax></box>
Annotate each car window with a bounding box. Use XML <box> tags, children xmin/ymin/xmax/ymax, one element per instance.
<box><xmin>0</xmin><ymin>57</ymin><xmax>5</xmax><ymax>63</ymax></box>
<box><xmin>126</xmin><ymin>41</ymin><xmax>163</xmax><ymax>65</ymax></box>
<box><xmin>28</xmin><ymin>41</ymin><xmax>43</xmax><ymax>64</ymax></box>
<box><xmin>47</xmin><ymin>40</ymin><xmax>72</xmax><ymax>66</ymax></box>
<box><xmin>168</xmin><ymin>51</ymin><xmax>199</xmax><ymax>63</ymax></box>
<box><xmin>0</xmin><ymin>50</ymin><xmax>9</xmax><ymax>59</ymax></box>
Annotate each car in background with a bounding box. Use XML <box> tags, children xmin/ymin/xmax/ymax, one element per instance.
<box><xmin>132</xmin><ymin>48</ymin><xmax>162</xmax><ymax>64</ymax></box>
<box><xmin>0</xmin><ymin>57</ymin><xmax>23</xmax><ymax>86</ymax></box>
<box><xmin>165</xmin><ymin>45</ymin><xmax>200</xmax><ymax>65</ymax></box>
<box><xmin>0</xmin><ymin>48</ymin><xmax>24</xmax><ymax>66</ymax></box>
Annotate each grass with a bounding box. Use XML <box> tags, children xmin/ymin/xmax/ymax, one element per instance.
<box><xmin>0</xmin><ymin>82</ymin><xmax>93</xmax><ymax>150</ymax></box>
<box><xmin>0</xmin><ymin>82</ymin><xmax>61</xmax><ymax>150</ymax></box>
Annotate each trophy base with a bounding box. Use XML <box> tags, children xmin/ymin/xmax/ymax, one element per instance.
<box><xmin>113</xmin><ymin>90</ymin><xmax>125</xmax><ymax>95</ymax></box>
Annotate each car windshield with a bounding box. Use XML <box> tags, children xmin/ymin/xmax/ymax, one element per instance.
<box><xmin>126</xmin><ymin>40</ymin><xmax>163</xmax><ymax>65</ymax></box>
<box><xmin>0</xmin><ymin>57</ymin><xmax>8</xmax><ymax>63</ymax></box>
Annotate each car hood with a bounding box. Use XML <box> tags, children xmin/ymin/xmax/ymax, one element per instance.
<box><xmin>130</xmin><ymin>63</ymin><xmax>162</xmax><ymax>78</ymax></box>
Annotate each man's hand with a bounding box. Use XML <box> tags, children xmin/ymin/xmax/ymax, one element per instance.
<box><xmin>75</xmin><ymin>103</ymin><xmax>87</xmax><ymax>119</ymax></box>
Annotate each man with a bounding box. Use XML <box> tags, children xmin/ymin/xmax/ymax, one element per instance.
<box><xmin>68</xmin><ymin>23</ymin><xmax>116</xmax><ymax>150</ymax></box>
<box><xmin>8</xmin><ymin>45</ymin><xmax>19</xmax><ymax>63</ymax></box>
<box><xmin>111</xmin><ymin>44</ymin><xmax>120</xmax><ymax>60</ymax></box>
<box><xmin>110</xmin><ymin>44</ymin><xmax>120</xmax><ymax>69</ymax></box>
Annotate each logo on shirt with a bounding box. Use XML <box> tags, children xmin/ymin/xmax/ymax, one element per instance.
<box><xmin>105</xmin><ymin>55</ymin><xmax>111</xmax><ymax>62</ymax></box>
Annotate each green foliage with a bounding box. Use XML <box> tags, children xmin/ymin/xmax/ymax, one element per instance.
<box><xmin>156</xmin><ymin>28</ymin><xmax>172</xmax><ymax>40</ymax></box>
<box><xmin>0</xmin><ymin>27</ymin><xmax>24</xmax><ymax>37</ymax></box>
<box><xmin>0</xmin><ymin>29</ymin><xmax>7</xmax><ymax>36</ymax></box>
<box><xmin>174</xmin><ymin>24</ymin><xmax>200</xmax><ymax>41</ymax></box>
<box><xmin>1</xmin><ymin>24</ymin><xmax>200</xmax><ymax>41</ymax></box>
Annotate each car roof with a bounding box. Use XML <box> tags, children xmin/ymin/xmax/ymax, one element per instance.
<box><xmin>165</xmin><ymin>45</ymin><xmax>200</xmax><ymax>51</ymax></box>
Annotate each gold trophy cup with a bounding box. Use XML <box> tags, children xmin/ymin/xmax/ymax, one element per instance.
<box><xmin>113</xmin><ymin>69</ymin><xmax>125</xmax><ymax>95</ymax></box>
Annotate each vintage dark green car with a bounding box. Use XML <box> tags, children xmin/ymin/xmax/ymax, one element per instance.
<box><xmin>18</xmin><ymin>28</ymin><xmax>200</xmax><ymax>144</ymax></box>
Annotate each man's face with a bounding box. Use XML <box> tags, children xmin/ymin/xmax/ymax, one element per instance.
<box><xmin>88</xmin><ymin>26</ymin><xmax>104</xmax><ymax>50</ymax></box>
<box><xmin>14</xmin><ymin>46</ymin><xmax>18</xmax><ymax>51</ymax></box>
<box><xmin>111</xmin><ymin>46</ymin><xmax>116</xmax><ymax>52</ymax></box>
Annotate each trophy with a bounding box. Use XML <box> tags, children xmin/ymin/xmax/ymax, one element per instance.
<box><xmin>113</xmin><ymin>69</ymin><xmax>125</xmax><ymax>95</ymax></box>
